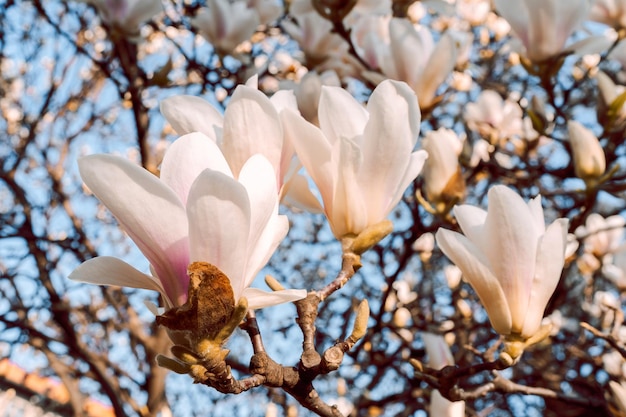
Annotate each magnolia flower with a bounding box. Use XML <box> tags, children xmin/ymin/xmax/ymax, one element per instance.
<box><xmin>567</xmin><ymin>120</ymin><xmax>606</xmax><ymax>184</ymax></box>
<box><xmin>281</xmin><ymin>79</ymin><xmax>428</xmax><ymax>240</ymax></box>
<box><xmin>421</xmin><ymin>128</ymin><xmax>465</xmax><ymax>211</ymax></box>
<box><xmin>464</xmin><ymin>90</ymin><xmax>523</xmax><ymax>145</ymax></box>
<box><xmin>493</xmin><ymin>0</ymin><xmax>590</xmax><ymax>63</ymax></box>
<box><xmin>191</xmin><ymin>0</ymin><xmax>261</xmax><ymax>55</ymax></box>
<box><xmin>422</xmin><ymin>333</ymin><xmax>466</xmax><ymax>417</ymax></box>
<box><xmin>352</xmin><ymin>17</ymin><xmax>457</xmax><ymax>110</ymax></box>
<box><xmin>575</xmin><ymin>213</ymin><xmax>625</xmax><ymax>258</ymax></box>
<box><xmin>70</xmin><ymin>133</ymin><xmax>305</xmax><ymax>310</ymax></box>
<box><xmin>292</xmin><ymin>70</ymin><xmax>341</xmax><ymax>126</ymax></box>
<box><xmin>590</xmin><ymin>0</ymin><xmax>626</xmax><ymax>29</ymax></box>
<box><xmin>436</xmin><ymin>185</ymin><xmax>568</xmax><ymax>342</ymax></box>
<box><xmin>85</xmin><ymin>0</ymin><xmax>162</xmax><ymax>35</ymax></box>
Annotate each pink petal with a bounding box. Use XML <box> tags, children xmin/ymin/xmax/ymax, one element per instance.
<box><xmin>78</xmin><ymin>155</ymin><xmax>189</xmax><ymax>306</ymax></box>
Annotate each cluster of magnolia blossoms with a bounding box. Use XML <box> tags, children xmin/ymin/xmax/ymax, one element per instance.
<box><xmin>70</xmin><ymin>79</ymin><xmax>427</xmax><ymax>343</ymax></box>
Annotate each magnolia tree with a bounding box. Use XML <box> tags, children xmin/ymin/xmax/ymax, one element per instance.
<box><xmin>3</xmin><ymin>0</ymin><xmax>626</xmax><ymax>416</ymax></box>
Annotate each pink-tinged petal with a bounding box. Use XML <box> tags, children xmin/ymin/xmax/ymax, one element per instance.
<box><xmin>160</xmin><ymin>95</ymin><xmax>223</xmax><ymax>140</ymax></box>
<box><xmin>520</xmin><ymin>218</ymin><xmax>568</xmax><ymax>337</ymax></box>
<box><xmin>430</xmin><ymin>391</ymin><xmax>465</xmax><ymax>417</ymax></box>
<box><xmin>270</xmin><ymin>89</ymin><xmax>298</xmax><ymax>113</ymax></box>
<box><xmin>318</xmin><ymin>85</ymin><xmax>369</xmax><ymax>145</ymax></box>
<box><xmin>242</xmin><ymin>288</ymin><xmax>307</xmax><ymax>309</ymax></box>
<box><xmin>282</xmin><ymin>109</ymin><xmax>334</xmax><ymax>208</ymax></box>
<box><xmin>78</xmin><ymin>155</ymin><xmax>189</xmax><ymax>306</ymax></box>
<box><xmin>332</xmin><ymin>137</ymin><xmax>367</xmax><ymax>237</ymax></box>
<box><xmin>436</xmin><ymin>228</ymin><xmax>512</xmax><ymax>334</ymax></box>
<box><xmin>222</xmin><ymin>85</ymin><xmax>283</xmax><ymax>178</ymax></box>
<box><xmin>493</xmin><ymin>0</ymin><xmax>530</xmax><ymax>49</ymax></box>
<box><xmin>483</xmin><ymin>186</ymin><xmax>539</xmax><ymax>332</ymax></box>
<box><xmin>186</xmin><ymin>169</ymin><xmax>250</xmax><ymax>300</ymax></box>
<box><xmin>160</xmin><ymin>132</ymin><xmax>232</xmax><ymax>205</ymax></box>
<box><xmin>358</xmin><ymin>81</ymin><xmax>420</xmax><ymax>220</ymax></box>
<box><xmin>69</xmin><ymin>257</ymin><xmax>172</xmax><ymax>307</ymax></box>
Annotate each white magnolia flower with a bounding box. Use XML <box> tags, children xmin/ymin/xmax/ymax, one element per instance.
<box><xmin>353</xmin><ymin>17</ymin><xmax>457</xmax><ymax>110</ymax></box>
<box><xmin>464</xmin><ymin>90</ymin><xmax>523</xmax><ymax>145</ymax></box>
<box><xmin>493</xmin><ymin>0</ymin><xmax>591</xmax><ymax>63</ymax></box>
<box><xmin>567</xmin><ymin>120</ymin><xmax>606</xmax><ymax>184</ymax></box>
<box><xmin>70</xmin><ymin>134</ymin><xmax>305</xmax><ymax>309</ymax></box>
<box><xmin>575</xmin><ymin>213</ymin><xmax>625</xmax><ymax>258</ymax></box>
<box><xmin>422</xmin><ymin>333</ymin><xmax>466</xmax><ymax>417</ymax></box>
<box><xmin>281</xmin><ymin>79</ymin><xmax>428</xmax><ymax>239</ymax></box>
<box><xmin>436</xmin><ymin>185</ymin><xmax>568</xmax><ymax>340</ymax></box>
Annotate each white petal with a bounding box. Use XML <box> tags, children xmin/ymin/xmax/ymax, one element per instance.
<box><xmin>281</xmin><ymin>109</ymin><xmax>335</xmax><ymax>211</ymax></box>
<box><xmin>331</xmin><ymin>137</ymin><xmax>367</xmax><ymax>237</ymax></box>
<box><xmin>281</xmin><ymin>173</ymin><xmax>324</xmax><ymax>213</ymax></box>
<box><xmin>160</xmin><ymin>95</ymin><xmax>223</xmax><ymax>140</ymax></box>
<box><xmin>417</xmin><ymin>32</ymin><xmax>457</xmax><ymax>108</ymax></box>
<box><xmin>436</xmin><ymin>228</ymin><xmax>512</xmax><ymax>335</ymax></box>
<box><xmin>483</xmin><ymin>186</ymin><xmax>539</xmax><ymax>332</ymax></box>
<box><xmin>318</xmin><ymin>85</ymin><xmax>369</xmax><ymax>145</ymax></box>
<box><xmin>242</xmin><ymin>288</ymin><xmax>307</xmax><ymax>309</ymax></box>
<box><xmin>160</xmin><ymin>132</ymin><xmax>232</xmax><ymax>205</ymax></box>
<box><xmin>69</xmin><ymin>257</ymin><xmax>172</xmax><ymax>307</ymax></box>
<box><xmin>520</xmin><ymin>218</ymin><xmax>568</xmax><ymax>338</ymax></box>
<box><xmin>244</xmin><ymin>215</ymin><xmax>289</xmax><ymax>289</ymax></box>
<box><xmin>358</xmin><ymin>80</ymin><xmax>420</xmax><ymax>220</ymax></box>
<box><xmin>78</xmin><ymin>155</ymin><xmax>189</xmax><ymax>306</ymax></box>
<box><xmin>453</xmin><ymin>204</ymin><xmax>487</xmax><ymax>244</ymax></box>
<box><xmin>222</xmin><ymin>85</ymin><xmax>283</xmax><ymax>177</ymax></box>
<box><xmin>186</xmin><ymin>169</ymin><xmax>250</xmax><ymax>300</ymax></box>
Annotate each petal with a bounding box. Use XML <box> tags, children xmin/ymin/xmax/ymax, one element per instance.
<box><xmin>78</xmin><ymin>155</ymin><xmax>189</xmax><ymax>306</ymax></box>
<box><xmin>453</xmin><ymin>204</ymin><xmax>487</xmax><ymax>244</ymax></box>
<box><xmin>331</xmin><ymin>137</ymin><xmax>367</xmax><ymax>237</ymax></box>
<box><xmin>160</xmin><ymin>95</ymin><xmax>223</xmax><ymax>140</ymax></box>
<box><xmin>436</xmin><ymin>228</ymin><xmax>512</xmax><ymax>334</ymax></box>
<box><xmin>281</xmin><ymin>173</ymin><xmax>324</xmax><ymax>213</ymax></box>
<box><xmin>186</xmin><ymin>169</ymin><xmax>250</xmax><ymax>300</ymax></box>
<box><xmin>160</xmin><ymin>132</ymin><xmax>232</xmax><ymax>205</ymax></box>
<box><xmin>282</xmin><ymin>109</ymin><xmax>335</xmax><ymax>210</ymax></box>
<box><xmin>318</xmin><ymin>85</ymin><xmax>369</xmax><ymax>145</ymax></box>
<box><xmin>358</xmin><ymin>80</ymin><xmax>421</xmax><ymax>220</ymax></box>
<box><xmin>242</xmin><ymin>288</ymin><xmax>307</xmax><ymax>309</ymax></box>
<box><xmin>417</xmin><ymin>32</ymin><xmax>456</xmax><ymax>107</ymax></box>
<box><xmin>222</xmin><ymin>85</ymin><xmax>283</xmax><ymax>178</ymax></box>
<box><xmin>482</xmin><ymin>186</ymin><xmax>540</xmax><ymax>332</ymax></box>
<box><xmin>69</xmin><ymin>257</ymin><xmax>172</xmax><ymax>307</ymax></box>
<box><xmin>244</xmin><ymin>215</ymin><xmax>289</xmax><ymax>289</ymax></box>
<box><xmin>520</xmin><ymin>218</ymin><xmax>568</xmax><ymax>338</ymax></box>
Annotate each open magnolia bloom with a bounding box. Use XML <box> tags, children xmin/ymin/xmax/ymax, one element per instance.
<box><xmin>160</xmin><ymin>78</ymin><xmax>321</xmax><ymax>212</ymax></box>
<box><xmin>493</xmin><ymin>0</ymin><xmax>595</xmax><ymax>65</ymax></box>
<box><xmin>436</xmin><ymin>185</ymin><xmax>568</xmax><ymax>356</ymax></box>
<box><xmin>281</xmin><ymin>79</ymin><xmax>428</xmax><ymax>244</ymax></box>
<box><xmin>69</xmin><ymin>133</ymin><xmax>305</xmax><ymax>314</ymax></box>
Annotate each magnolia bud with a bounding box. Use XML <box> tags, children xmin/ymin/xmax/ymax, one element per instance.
<box><xmin>567</xmin><ymin>120</ymin><xmax>606</xmax><ymax>185</ymax></box>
